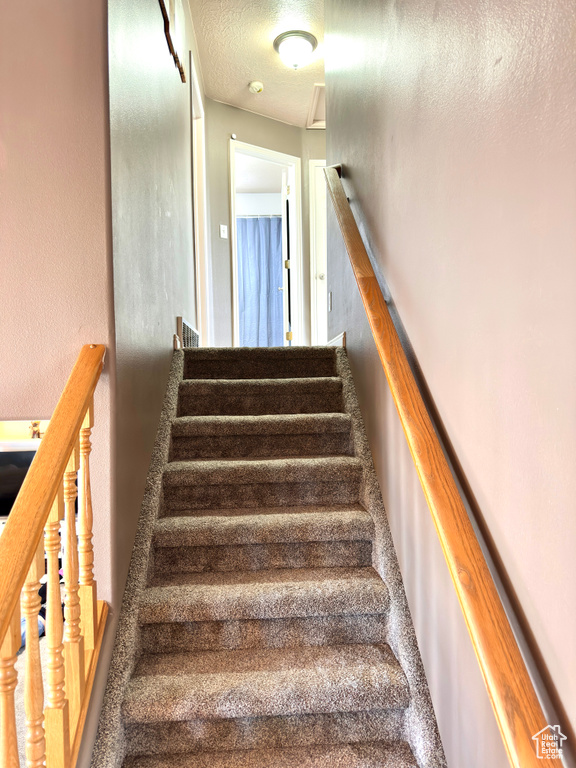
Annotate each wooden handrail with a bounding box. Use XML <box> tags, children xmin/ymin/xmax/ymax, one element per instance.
<box><xmin>0</xmin><ymin>344</ymin><xmax>105</xmax><ymax>644</ymax></box>
<box><xmin>324</xmin><ymin>165</ymin><xmax>562</xmax><ymax>768</ymax></box>
<box><xmin>0</xmin><ymin>344</ymin><xmax>108</xmax><ymax>768</ymax></box>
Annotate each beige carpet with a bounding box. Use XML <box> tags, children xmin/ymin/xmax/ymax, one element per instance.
<box><xmin>93</xmin><ymin>348</ymin><xmax>446</xmax><ymax>768</ymax></box>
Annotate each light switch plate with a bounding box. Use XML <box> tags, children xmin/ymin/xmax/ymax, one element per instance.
<box><xmin>220</xmin><ymin>224</ymin><xmax>228</xmax><ymax>239</ymax></box>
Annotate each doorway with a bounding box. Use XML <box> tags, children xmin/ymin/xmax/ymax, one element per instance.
<box><xmin>229</xmin><ymin>140</ymin><xmax>303</xmax><ymax>347</ymax></box>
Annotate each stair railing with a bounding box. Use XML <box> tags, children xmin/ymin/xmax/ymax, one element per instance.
<box><xmin>324</xmin><ymin>164</ymin><xmax>563</xmax><ymax>768</ymax></box>
<box><xmin>0</xmin><ymin>344</ymin><xmax>109</xmax><ymax>768</ymax></box>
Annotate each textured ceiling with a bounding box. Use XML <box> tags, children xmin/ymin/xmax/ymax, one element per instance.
<box><xmin>189</xmin><ymin>0</ymin><xmax>325</xmax><ymax>127</ymax></box>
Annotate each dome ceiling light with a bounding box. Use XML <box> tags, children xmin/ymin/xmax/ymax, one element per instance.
<box><xmin>273</xmin><ymin>31</ymin><xmax>318</xmax><ymax>70</ymax></box>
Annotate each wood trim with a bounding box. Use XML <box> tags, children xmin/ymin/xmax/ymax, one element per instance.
<box><xmin>306</xmin><ymin>84</ymin><xmax>326</xmax><ymax>130</ymax></box>
<box><xmin>0</xmin><ymin>344</ymin><xmax>106</xmax><ymax>647</ymax></box>
<box><xmin>190</xmin><ymin>55</ymin><xmax>210</xmax><ymax>347</ymax></box>
<box><xmin>324</xmin><ymin>166</ymin><xmax>560</xmax><ymax>768</ymax></box>
<box><xmin>309</xmin><ymin>159</ymin><xmax>328</xmax><ymax>345</ymax></box>
<box><xmin>327</xmin><ymin>331</ymin><xmax>346</xmax><ymax>348</ymax></box>
<box><xmin>70</xmin><ymin>601</ymin><xmax>109</xmax><ymax>768</ymax></box>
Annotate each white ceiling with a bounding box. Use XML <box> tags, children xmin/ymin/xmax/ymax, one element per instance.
<box><xmin>190</xmin><ymin>0</ymin><xmax>325</xmax><ymax>128</ymax></box>
<box><xmin>235</xmin><ymin>153</ymin><xmax>285</xmax><ymax>194</ymax></box>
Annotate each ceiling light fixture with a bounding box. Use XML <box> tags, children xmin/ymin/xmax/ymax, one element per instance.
<box><xmin>273</xmin><ymin>30</ymin><xmax>317</xmax><ymax>70</ymax></box>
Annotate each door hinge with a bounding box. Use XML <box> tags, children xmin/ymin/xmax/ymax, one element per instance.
<box><xmin>284</xmin><ymin>259</ymin><xmax>291</xmax><ymax>269</ymax></box>
<box><xmin>286</xmin><ymin>185</ymin><xmax>290</xmax><ymax>196</ymax></box>
<box><xmin>286</xmin><ymin>331</ymin><xmax>293</xmax><ymax>341</ymax></box>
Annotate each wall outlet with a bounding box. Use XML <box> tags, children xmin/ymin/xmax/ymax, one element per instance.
<box><xmin>220</xmin><ymin>224</ymin><xmax>228</xmax><ymax>239</ymax></box>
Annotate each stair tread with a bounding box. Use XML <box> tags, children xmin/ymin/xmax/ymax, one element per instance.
<box><xmin>140</xmin><ymin>613</ymin><xmax>388</xmax><ymax>654</ymax></box>
<box><xmin>110</xmin><ymin>348</ymin><xmax>437</xmax><ymax>765</ymax></box>
<box><xmin>167</xmin><ymin>454</ymin><xmax>351</xmax><ymax>464</ymax></box>
<box><xmin>184</xmin><ymin>348</ymin><xmax>337</xmax><ymax>380</ymax></box>
<box><xmin>123</xmin><ymin>643</ymin><xmax>409</xmax><ymax>722</ymax></box>
<box><xmin>153</xmin><ymin>509</ymin><xmax>374</xmax><ymax>547</ymax></box>
<box><xmin>184</xmin><ymin>347</ymin><xmax>336</xmax><ymax>359</ymax></box>
<box><xmin>123</xmin><ymin>709</ymin><xmax>407</xmax><ymax>758</ymax></box>
<box><xmin>172</xmin><ymin>412</ymin><xmax>352</xmax><ymax>436</ymax></box>
<box><xmin>125</xmin><ymin>741</ymin><xmax>417</xmax><ymax>768</ymax></box>
<box><xmin>163</xmin><ymin>456</ymin><xmax>362</xmax><ymax>486</ymax></box>
<box><xmin>141</xmin><ymin>567</ymin><xmax>389</xmax><ymax>621</ymax></box>
<box><xmin>161</xmin><ymin>503</ymin><xmax>367</xmax><ymax>519</ymax></box>
<box><xmin>133</xmin><ymin>642</ymin><xmax>396</xmax><ymax>676</ymax></box>
<box><xmin>148</xmin><ymin>565</ymin><xmax>381</xmax><ymax>587</ymax></box>
<box><xmin>177</xmin><ymin>378</ymin><xmax>344</xmax><ymax>416</ymax></box>
<box><xmin>179</xmin><ymin>376</ymin><xmax>342</xmax><ymax>390</ymax></box>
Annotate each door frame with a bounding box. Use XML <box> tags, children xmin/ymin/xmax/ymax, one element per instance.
<box><xmin>309</xmin><ymin>159</ymin><xmax>327</xmax><ymax>345</ymax></box>
<box><xmin>190</xmin><ymin>52</ymin><xmax>211</xmax><ymax>345</ymax></box>
<box><xmin>229</xmin><ymin>139</ymin><xmax>303</xmax><ymax>347</ymax></box>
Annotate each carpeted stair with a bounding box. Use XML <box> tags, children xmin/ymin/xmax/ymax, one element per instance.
<box><xmin>95</xmin><ymin>347</ymin><xmax>445</xmax><ymax>768</ymax></box>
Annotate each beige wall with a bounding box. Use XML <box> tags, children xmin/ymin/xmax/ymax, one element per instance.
<box><xmin>205</xmin><ymin>99</ymin><xmax>325</xmax><ymax>346</ymax></box>
<box><xmin>1</xmin><ymin>0</ymin><xmax>202</xmax><ymax>763</ymax></box>
<box><xmin>0</xmin><ymin>6</ymin><xmax>115</xmax><ymax>764</ymax></box>
<box><xmin>0</xmin><ymin>0</ymin><xmax>114</xmax><ymax>603</ymax></box>
<box><xmin>325</xmin><ymin>0</ymin><xmax>576</xmax><ymax>765</ymax></box>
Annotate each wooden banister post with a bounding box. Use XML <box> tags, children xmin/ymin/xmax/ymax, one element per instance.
<box><xmin>21</xmin><ymin>539</ymin><xmax>46</xmax><ymax>768</ymax></box>
<box><xmin>44</xmin><ymin>489</ymin><xmax>70</xmax><ymax>768</ymax></box>
<box><xmin>63</xmin><ymin>444</ymin><xmax>85</xmax><ymax>741</ymax></box>
<box><xmin>0</xmin><ymin>605</ymin><xmax>21</xmax><ymax>768</ymax></box>
<box><xmin>78</xmin><ymin>402</ymin><xmax>98</xmax><ymax>652</ymax></box>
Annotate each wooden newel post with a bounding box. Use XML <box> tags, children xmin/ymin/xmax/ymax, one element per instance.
<box><xmin>44</xmin><ymin>489</ymin><xmax>70</xmax><ymax>768</ymax></box>
<box><xmin>78</xmin><ymin>402</ymin><xmax>98</xmax><ymax>652</ymax></box>
<box><xmin>21</xmin><ymin>539</ymin><xmax>46</xmax><ymax>768</ymax></box>
<box><xmin>62</xmin><ymin>444</ymin><xmax>85</xmax><ymax>741</ymax></box>
<box><xmin>0</xmin><ymin>604</ymin><xmax>21</xmax><ymax>768</ymax></box>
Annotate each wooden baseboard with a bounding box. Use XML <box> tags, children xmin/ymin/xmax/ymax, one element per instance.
<box><xmin>70</xmin><ymin>600</ymin><xmax>109</xmax><ymax>768</ymax></box>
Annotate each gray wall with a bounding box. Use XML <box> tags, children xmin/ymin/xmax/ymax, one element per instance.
<box><xmin>79</xmin><ymin>1</ymin><xmax>202</xmax><ymax>763</ymax></box>
<box><xmin>108</xmin><ymin>0</ymin><xmax>198</xmax><ymax>614</ymax></box>
<box><xmin>205</xmin><ymin>99</ymin><xmax>325</xmax><ymax>346</ymax></box>
<box><xmin>325</xmin><ymin>0</ymin><xmax>576</xmax><ymax>765</ymax></box>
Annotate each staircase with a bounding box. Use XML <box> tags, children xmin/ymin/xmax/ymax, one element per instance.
<box><xmin>95</xmin><ymin>347</ymin><xmax>445</xmax><ymax>768</ymax></box>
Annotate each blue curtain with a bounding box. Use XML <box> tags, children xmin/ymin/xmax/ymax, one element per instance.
<box><xmin>237</xmin><ymin>216</ymin><xmax>283</xmax><ymax>347</ymax></box>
